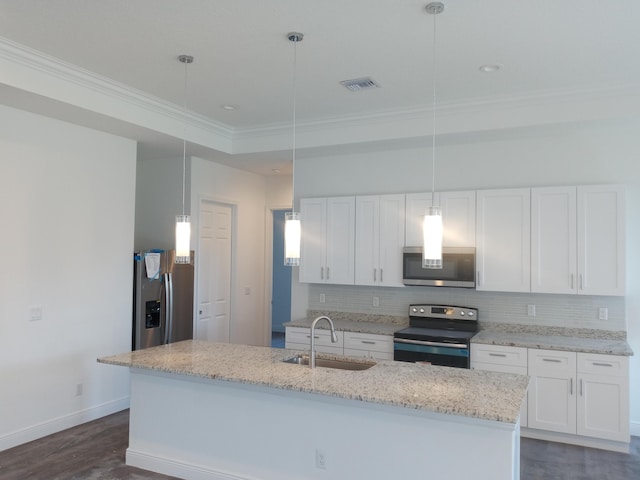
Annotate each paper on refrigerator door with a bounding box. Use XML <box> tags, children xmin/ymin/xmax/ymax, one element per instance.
<box><xmin>145</xmin><ymin>252</ymin><xmax>161</xmax><ymax>279</ymax></box>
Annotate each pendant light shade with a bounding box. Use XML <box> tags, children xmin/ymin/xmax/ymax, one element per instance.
<box><xmin>175</xmin><ymin>214</ymin><xmax>191</xmax><ymax>263</ymax></box>
<box><xmin>175</xmin><ymin>54</ymin><xmax>193</xmax><ymax>264</ymax></box>
<box><xmin>284</xmin><ymin>211</ymin><xmax>301</xmax><ymax>266</ymax></box>
<box><xmin>284</xmin><ymin>31</ymin><xmax>303</xmax><ymax>267</ymax></box>
<box><xmin>423</xmin><ymin>2</ymin><xmax>444</xmax><ymax>269</ymax></box>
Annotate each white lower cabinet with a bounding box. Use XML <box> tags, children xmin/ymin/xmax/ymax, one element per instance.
<box><xmin>576</xmin><ymin>353</ymin><xmax>629</xmax><ymax>442</ymax></box>
<box><xmin>527</xmin><ymin>349</ymin><xmax>577</xmax><ymax>434</ymax></box>
<box><xmin>471</xmin><ymin>344</ymin><xmax>528</xmax><ymax>427</ymax></box>
<box><xmin>284</xmin><ymin>326</ymin><xmax>343</xmax><ymax>355</ymax></box>
<box><xmin>343</xmin><ymin>331</ymin><xmax>394</xmax><ymax>360</ymax></box>
<box><xmin>285</xmin><ymin>327</ymin><xmax>393</xmax><ymax>360</ymax></box>
<box><xmin>527</xmin><ymin>349</ymin><xmax>630</xmax><ymax>444</ymax></box>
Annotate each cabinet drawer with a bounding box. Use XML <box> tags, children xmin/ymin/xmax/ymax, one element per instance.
<box><xmin>471</xmin><ymin>344</ymin><xmax>527</xmax><ymax>368</ymax></box>
<box><xmin>472</xmin><ymin>362</ymin><xmax>527</xmax><ymax>376</ymax></box>
<box><xmin>344</xmin><ymin>348</ymin><xmax>393</xmax><ymax>361</ymax></box>
<box><xmin>577</xmin><ymin>353</ymin><xmax>628</xmax><ymax>377</ymax></box>
<box><xmin>344</xmin><ymin>332</ymin><xmax>393</xmax><ymax>354</ymax></box>
<box><xmin>528</xmin><ymin>349</ymin><xmax>576</xmax><ymax>374</ymax></box>
<box><xmin>286</xmin><ymin>327</ymin><xmax>344</xmax><ymax>347</ymax></box>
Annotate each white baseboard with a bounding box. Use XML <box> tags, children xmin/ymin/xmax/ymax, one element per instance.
<box><xmin>631</xmin><ymin>420</ymin><xmax>640</xmax><ymax>438</ymax></box>
<box><xmin>0</xmin><ymin>396</ymin><xmax>130</xmax><ymax>452</ymax></box>
<box><xmin>126</xmin><ymin>449</ymin><xmax>261</xmax><ymax>480</ymax></box>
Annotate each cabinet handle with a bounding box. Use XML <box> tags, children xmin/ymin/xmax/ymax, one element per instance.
<box><xmin>327</xmin><ymin>267</ymin><xmax>330</xmax><ymax>280</ymax></box>
<box><xmin>321</xmin><ymin>267</ymin><xmax>324</xmax><ymax>280</ymax></box>
<box><xmin>489</xmin><ymin>353</ymin><xmax>507</xmax><ymax>357</ymax></box>
<box><xmin>570</xmin><ymin>378</ymin><xmax>573</xmax><ymax>395</ymax></box>
<box><xmin>380</xmin><ymin>269</ymin><xmax>383</xmax><ymax>283</ymax></box>
<box><xmin>542</xmin><ymin>358</ymin><xmax>562</xmax><ymax>363</ymax></box>
<box><xmin>580</xmin><ymin>378</ymin><xmax>583</xmax><ymax>397</ymax></box>
<box><xmin>361</xmin><ymin>340</ymin><xmax>376</xmax><ymax>345</ymax></box>
<box><xmin>579</xmin><ymin>274</ymin><xmax>583</xmax><ymax>290</ymax></box>
<box><xmin>592</xmin><ymin>362</ymin><xmax>613</xmax><ymax>367</ymax></box>
<box><xmin>306</xmin><ymin>335</ymin><xmax>320</xmax><ymax>339</ymax></box>
<box><xmin>570</xmin><ymin>273</ymin><xmax>574</xmax><ymax>289</ymax></box>
<box><xmin>373</xmin><ymin>269</ymin><xmax>377</xmax><ymax>282</ymax></box>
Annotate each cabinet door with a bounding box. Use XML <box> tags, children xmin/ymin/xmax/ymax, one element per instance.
<box><xmin>527</xmin><ymin>349</ymin><xmax>577</xmax><ymax>434</ymax></box>
<box><xmin>299</xmin><ymin>198</ymin><xmax>326</xmax><ymax>283</ymax></box>
<box><xmin>577</xmin><ymin>353</ymin><xmax>629</xmax><ymax>442</ymax></box>
<box><xmin>531</xmin><ymin>186</ymin><xmax>577</xmax><ymax>294</ymax></box>
<box><xmin>355</xmin><ymin>196</ymin><xmax>380</xmax><ymax>286</ymax></box>
<box><xmin>440</xmin><ymin>190</ymin><xmax>476</xmax><ymax>247</ymax></box>
<box><xmin>476</xmin><ymin>188</ymin><xmax>531</xmax><ymax>292</ymax></box>
<box><xmin>325</xmin><ymin>197</ymin><xmax>355</xmax><ymax>285</ymax></box>
<box><xmin>378</xmin><ymin>194</ymin><xmax>405</xmax><ymax>286</ymax></box>
<box><xmin>405</xmin><ymin>191</ymin><xmax>475</xmax><ymax>247</ymax></box>
<box><xmin>577</xmin><ymin>185</ymin><xmax>625</xmax><ymax>296</ymax></box>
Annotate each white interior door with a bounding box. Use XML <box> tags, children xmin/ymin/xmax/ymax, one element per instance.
<box><xmin>197</xmin><ymin>200</ymin><xmax>232</xmax><ymax>343</ymax></box>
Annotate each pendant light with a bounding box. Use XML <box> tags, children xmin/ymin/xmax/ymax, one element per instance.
<box><xmin>175</xmin><ymin>54</ymin><xmax>194</xmax><ymax>264</ymax></box>
<box><xmin>423</xmin><ymin>2</ymin><xmax>444</xmax><ymax>269</ymax></box>
<box><xmin>284</xmin><ymin>32</ymin><xmax>303</xmax><ymax>267</ymax></box>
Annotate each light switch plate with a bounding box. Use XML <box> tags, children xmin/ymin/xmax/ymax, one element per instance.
<box><xmin>598</xmin><ymin>307</ymin><xmax>608</xmax><ymax>321</ymax></box>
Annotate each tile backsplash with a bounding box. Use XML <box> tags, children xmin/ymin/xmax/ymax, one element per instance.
<box><xmin>307</xmin><ymin>284</ymin><xmax>626</xmax><ymax>332</ymax></box>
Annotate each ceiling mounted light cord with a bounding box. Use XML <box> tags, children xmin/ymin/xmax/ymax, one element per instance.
<box><xmin>175</xmin><ymin>54</ymin><xmax>194</xmax><ymax>264</ymax></box>
<box><xmin>284</xmin><ymin>32</ymin><xmax>303</xmax><ymax>267</ymax></box>
<box><xmin>423</xmin><ymin>2</ymin><xmax>444</xmax><ymax>269</ymax></box>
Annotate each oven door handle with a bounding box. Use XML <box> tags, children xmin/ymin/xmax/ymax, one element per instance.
<box><xmin>393</xmin><ymin>338</ymin><xmax>468</xmax><ymax>349</ymax></box>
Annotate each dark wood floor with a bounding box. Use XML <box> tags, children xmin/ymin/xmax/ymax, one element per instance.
<box><xmin>1</xmin><ymin>409</ymin><xmax>638</xmax><ymax>479</ymax></box>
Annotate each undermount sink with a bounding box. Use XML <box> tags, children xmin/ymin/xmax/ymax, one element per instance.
<box><xmin>283</xmin><ymin>354</ymin><xmax>375</xmax><ymax>371</ymax></box>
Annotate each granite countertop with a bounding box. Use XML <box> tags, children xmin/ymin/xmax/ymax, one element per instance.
<box><xmin>472</xmin><ymin>323</ymin><xmax>633</xmax><ymax>356</ymax></box>
<box><xmin>98</xmin><ymin>340</ymin><xmax>528</xmax><ymax>424</ymax></box>
<box><xmin>284</xmin><ymin>311</ymin><xmax>408</xmax><ymax>336</ymax></box>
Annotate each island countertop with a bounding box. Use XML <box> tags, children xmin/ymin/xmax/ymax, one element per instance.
<box><xmin>98</xmin><ymin>340</ymin><xmax>528</xmax><ymax>424</ymax></box>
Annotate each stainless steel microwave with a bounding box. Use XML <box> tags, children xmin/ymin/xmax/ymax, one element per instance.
<box><xmin>402</xmin><ymin>247</ymin><xmax>476</xmax><ymax>288</ymax></box>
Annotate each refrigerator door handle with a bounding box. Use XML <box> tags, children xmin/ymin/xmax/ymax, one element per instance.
<box><xmin>164</xmin><ymin>272</ymin><xmax>174</xmax><ymax>344</ymax></box>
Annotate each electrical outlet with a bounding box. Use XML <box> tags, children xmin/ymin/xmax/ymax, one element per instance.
<box><xmin>527</xmin><ymin>304</ymin><xmax>536</xmax><ymax>317</ymax></box>
<box><xmin>373</xmin><ymin>296</ymin><xmax>380</xmax><ymax>307</ymax></box>
<box><xmin>319</xmin><ymin>293</ymin><xmax>326</xmax><ymax>304</ymax></box>
<box><xmin>315</xmin><ymin>449</ymin><xmax>326</xmax><ymax>470</ymax></box>
<box><xmin>598</xmin><ymin>308</ymin><xmax>608</xmax><ymax>321</ymax></box>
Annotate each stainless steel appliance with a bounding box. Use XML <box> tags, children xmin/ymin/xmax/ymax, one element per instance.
<box><xmin>393</xmin><ymin>304</ymin><xmax>478</xmax><ymax>368</ymax></box>
<box><xmin>402</xmin><ymin>246</ymin><xmax>475</xmax><ymax>288</ymax></box>
<box><xmin>133</xmin><ymin>249</ymin><xmax>194</xmax><ymax>350</ymax></box>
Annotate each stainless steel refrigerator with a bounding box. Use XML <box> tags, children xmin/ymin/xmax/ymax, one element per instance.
<box><xmin>133</xmin><ymin>250</ymin><xmax>194</xmax><ymax>350</ymax></box>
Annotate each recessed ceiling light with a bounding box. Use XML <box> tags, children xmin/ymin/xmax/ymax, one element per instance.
<box><xmin>221</xmin><ymin>104</ymin><xmax>238</xmax><ymax>111</ymax></box>
<box><xmin>479</xmin><ymin>64</ymin><xmax>502</xmax><ymax>73</ymax></box>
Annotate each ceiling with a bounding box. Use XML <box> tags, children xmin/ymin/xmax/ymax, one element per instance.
<box><xmin>0</xmin><ymin>0</ymin><xmax>638</xmax><ymax>174</ymax></box>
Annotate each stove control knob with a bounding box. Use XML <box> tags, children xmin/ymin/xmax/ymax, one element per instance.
<box><xmin>460</xmin><ymin>311</ymin><xmax>465</xmax><ymax>316</ymax></box>
<box><xmin>467</xmin><ymin>311</ymin><xmax>475</xmax><ymax>317</ymax></box>
<box><xmin>419</xmin><ymin>308</ymin><xmax>425</xmax><ymax>313</ymax></box>
<box><xmin>412</xmin><ymin>307</ymin><xmax>418</xmax><ymax>313</ymax></box>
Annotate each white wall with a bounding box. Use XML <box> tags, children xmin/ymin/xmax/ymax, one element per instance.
<box><xmin>293</xmin><ymin>120</ymin><xmax>640</xmax><ymax>435</ymax></box>
<box><xmin>0</xmin><ymin>105</ymin><xmax>136</xmax><ymax>450</ymax></box>
<box><xmin>190</xmin><ymin>157</ymin><xmax>268</xmax><ymax>346</ymax></box>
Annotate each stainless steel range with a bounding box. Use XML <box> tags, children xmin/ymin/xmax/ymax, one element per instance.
<box><xmin>393</xmin><ymin>304</ymin><xmax>479</xmax><ymax>368</ymax></box>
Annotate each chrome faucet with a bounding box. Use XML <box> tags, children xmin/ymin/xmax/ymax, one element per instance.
<box><xmin>309</xmin><ymin>316</ymin><xmax>339</xmax><ymax>368</ymax></box>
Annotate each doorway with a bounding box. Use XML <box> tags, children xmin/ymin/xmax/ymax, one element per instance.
<box><xmin>271</xmin><ymin>209</ymin><xmax>292</xmax><ymax>348</ymax></box>
<box><xmin>197</xmin><ymin>199</ymin><xmax>233</xmax><ymax>343</ymax></box>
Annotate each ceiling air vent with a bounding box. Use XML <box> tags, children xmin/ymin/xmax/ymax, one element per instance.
<box><xmin>339</xmin><ymin>77</ymin><xmax>380</xmax><ymax>92</ymax></box>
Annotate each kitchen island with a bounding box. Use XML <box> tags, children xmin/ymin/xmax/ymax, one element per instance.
<box><xmin>99</xmin><ymin>340</ymin><xmax>529</xmax><ymax>480</ymax></box>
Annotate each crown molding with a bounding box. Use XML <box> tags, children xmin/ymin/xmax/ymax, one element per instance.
<box><xmin>0</xmin><ymin>36</ymin><xmax>234</xmax><ymax>150</ymax></box>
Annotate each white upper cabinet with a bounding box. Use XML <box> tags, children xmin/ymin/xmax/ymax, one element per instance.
<box><xmin>405</xmin><ymin>190</ymin><xmax>476</xmax><ymax>247</ymax></box>
<box><xmin>577</xmin><ymin>185</ymin><xmax>625</xmax><ymax>296</ymax></box>
<box><xmin>532</xmin><ymin>185</ymin><xmax>625</xmax><ymax>296</ymax></box>
<box><xmin>299</xmin><ymin>196</ymin><xmax>355</xmax><ymax>285</ymax></box>
<box><xmin>531</xmin><ymin>186</ymin><xmax>578</xmax><ymax>294</ymax></box>
<box><xmin>355</xmin><ymin>194</ymin><xmax>405</xmax><ymax>287</ymax></box>
<box><xmin>476</xmin><ymin>188</ymin><xmax>531</xmax><ymax>292</ymax></box>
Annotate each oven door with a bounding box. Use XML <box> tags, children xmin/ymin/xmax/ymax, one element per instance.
<box><xmin>393</xmin><ymin>338</ymin><xmax>470</xmax><ymax>368</ymax></box>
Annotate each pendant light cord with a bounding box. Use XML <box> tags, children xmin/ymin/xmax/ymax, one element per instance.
<box><xmin>291</xmin><ymin>35</ymin><xmax>299</xmax><ymax>212</ymax></box>
<box><xmin>431</xmin><ymin>9</ymin><xmax>438</xmax><ymax>204</ymax></box>
<box><xmin>182</xmin><ymin>58</ymin><xmax>188</xmax><ymax>217</ymax></box>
